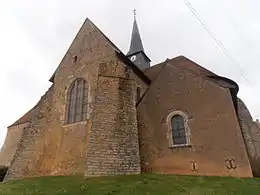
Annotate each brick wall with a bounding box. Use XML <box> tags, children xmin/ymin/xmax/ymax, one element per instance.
<box><xmin>137</xmin><ymin>62</ymin><xmax>252</xmax><ymax>177</ymax></box>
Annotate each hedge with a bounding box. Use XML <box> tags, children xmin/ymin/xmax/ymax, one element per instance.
<box><xmin>0</xmin><ymin>166</ymin><xmax>8</xmax><ymax>182</ymax></box>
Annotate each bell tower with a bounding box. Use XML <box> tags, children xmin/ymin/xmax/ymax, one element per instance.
<box><xmin>127</xmin><ymin>10</ymin><xmax>151</xmax><ymax>70</ymax></box>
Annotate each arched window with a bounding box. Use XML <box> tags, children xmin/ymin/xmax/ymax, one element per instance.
<box><xmin>66</xmin><ymin>78</ymin><xmax>88</xmax><ymax>124</ymax></box>
<box><xmin>166</xmin><ymin>110</ymin><xmax>192</xmax><ymax>147</ymax></box>
<box><xmin>136</xmin><ymin>87</ymin><xmax>142</xmax><ymax>102</ymax></box>
<box><xmin>171</xmin><ymin>115</ymin><xmax>187</xmax><ymax>145</ymax></box>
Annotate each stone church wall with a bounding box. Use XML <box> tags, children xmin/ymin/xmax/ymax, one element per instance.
<box><xmin>137</xmin><ymin>63</ymin><xmax>252</xmax><ymax>177</ymax></box>
<box><xmin>5</xmin><ymin>86</ymin><xmax>54</xmax><ymax>180</ymax></box>
<box><xmin>237</xmin><ymin>98</ymin><xmax>260</xmax><ymax>175</ymax></box>
<box><xmin>5</xmin><ymin>19</ymin><xmax>142</xmax><ymax>180</ymax></box>
<box><xmin>0</xmin><ymin>123</ymin><xmax>29</xmax><ymax>167</ymax></box>
<box><xmin>250</xmin><ymin>122</ymin><xmax>260</xmax><ymax>159</ymax></box>
<box><xmin>5</xmin><ymin>19</ymin><xmax>104</xmax><ymax>180</ymax></box>
<box><xmin>237</xmin><ymin>98</ymin><xmax>255</xmax><ymax>156</ymax></box>
<box><xmin>85</xmin><ymin>59</ymin><xmax>141</xmax><ymax>176</ymax></box>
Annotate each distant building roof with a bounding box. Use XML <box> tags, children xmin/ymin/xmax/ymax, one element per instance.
<box><xmin>8</xmin><ymin>108</ymin><xmax>34</xmax><ymax>128</ymax></box>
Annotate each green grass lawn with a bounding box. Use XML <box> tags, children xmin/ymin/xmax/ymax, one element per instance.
<box><xmin>0</xmin><ymin>174</ymin><xmax>260</xmax><ymax>195</ymax></box>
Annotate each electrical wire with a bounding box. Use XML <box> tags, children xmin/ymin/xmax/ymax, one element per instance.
<box><xmin>183</xmin><ymin>0</ymin><xmax>259</xmax><ymax>119</ymax></box>
<box><xmin>183</xmin><ymin>0</ymin><xmax>252</xmax><ymax>86</ymax></box>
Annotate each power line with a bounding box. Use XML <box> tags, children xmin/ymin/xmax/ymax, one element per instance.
<box><xmin>183</xmin><ymin>0</ymin><xmax>252</xmax><ymax>86</ymax></box>
<box><xmin>183</xmin><ymin>0</ymin><xmax>260</xmax><ymax>119</ymax></box>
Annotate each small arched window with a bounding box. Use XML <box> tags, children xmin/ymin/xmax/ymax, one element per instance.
<box><xmin>171</xmin><ymin>115</ymin><xmax>187</xmax><ymax>145</ymax></box>
<box><xmin>166</xmin><ymin>111</ymin><xmax>191</xmax><ymax>147</ymax></box>
<box><xmin>66</xmin><ymin>78</ymin><xmax>88</xmax><ymax>124</ymax></box>
<box><xmin>136</xmin><ymin>87</ymin><xmax>142</xmax><ymax>102</ymax></box>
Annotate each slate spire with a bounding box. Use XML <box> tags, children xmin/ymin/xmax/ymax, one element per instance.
<box><xmin>127</xmin><ymin>10</ymin><xmax>151</xmax><ymax>70</ymax></box>
<box><xmin>127</xmin><ymin>10</ymin><xmax>144</xmax><ymax>55</ymax></box>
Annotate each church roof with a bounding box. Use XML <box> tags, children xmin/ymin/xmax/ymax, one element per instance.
<box><xmin>144</xmin><ymin>56</ymin><xmax>216</xmax><ymax>81</ymax></box>
<box><xmin>169</xmin><ymin>56</ymin><xmax>216</xmax><ymax>77</ymax></box>
<box><xmin>8</xmin><ymin>97</ymin><xmax>42</xmax><ymax>128</ymax></box>
<box><xmin>8</xmin><ymin>107</ymin><xmax>35</xmax><ymax>128</ymax></box>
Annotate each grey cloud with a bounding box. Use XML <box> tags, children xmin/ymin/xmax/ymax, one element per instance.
<box><xmin>0</xmin><ymin>0</ymin><xmax>260</xmax><ymax>147</ymax></box>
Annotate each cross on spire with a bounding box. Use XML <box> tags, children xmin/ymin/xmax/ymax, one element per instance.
<box><xmin>133</xmin><ymin>9</ymin><xmax>136</xmax><ymax>20</ymax></box>
<box><xmin>127</xmin><ymin>8</ymin><xmax>151</xmax><ymax>70</ymax></box>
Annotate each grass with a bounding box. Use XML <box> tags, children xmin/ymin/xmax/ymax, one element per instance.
<box><xmin>0</xmin><ymin>174</ymin><xmax>260</xmax><ymax>195</ymax></box>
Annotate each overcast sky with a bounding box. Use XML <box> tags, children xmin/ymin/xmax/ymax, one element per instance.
<box><xmin>0</xmin><ymin>0</ymin><xmax>259</xmax><ymax>148</ymax></box>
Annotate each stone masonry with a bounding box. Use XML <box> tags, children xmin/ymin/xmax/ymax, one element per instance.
<box><xmin>237</xmin><ymin>98</ymin><xmax>260</xmax><ymax>174</ymax></box>
<box><xmin>4</xmin><ymin>19</ymin><xmax>144</xmax><ymax>180</ymax></box>
<box><xmin>137</xmin><ymin>58</ymin><xmax>252</xmax><ymax>177</ymax></box>
<box><xmin>0</xmin><ymin>17</ymin><xmax>258</xmax><ymax>180</ymax></box>
<box><xmin>85</xmin><ymin>60</ymin><xmax>141</xmax><ymax>176</ymax></box>
<box><xmin>0</xmin><ymin>123</ymin><xmax>29</xmax><ymax>167</ymax></box>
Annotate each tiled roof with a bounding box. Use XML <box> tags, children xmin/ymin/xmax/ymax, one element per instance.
<box><xmin>144</xmin><ymin>56</ymin><xmax>216</xmax><ymax>81</ymax></box>
<box><xmin>8</xmin><ymin>108</ymin><xmax>34</xmax><ymax>128</ymax></box>
<box><xmin>168</xmin><ymin>56</ymin><xmax>216</xmax><ymax>77</ymax></box>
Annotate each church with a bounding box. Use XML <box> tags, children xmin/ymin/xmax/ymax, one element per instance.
<box><xmin>1</xmin><ymin>15</ymin><xmax>260</xmax><ymax>180</ymax></box>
